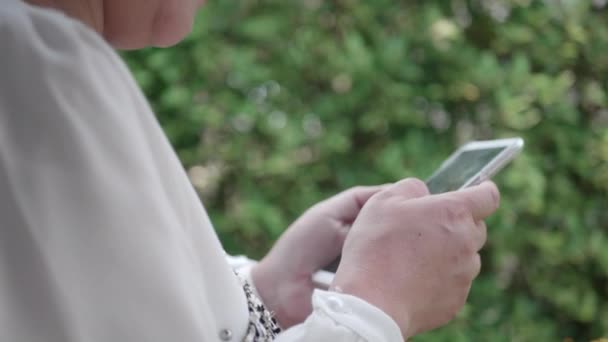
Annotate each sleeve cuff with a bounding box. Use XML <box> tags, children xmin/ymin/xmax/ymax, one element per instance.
<box><xmin>225</xmin><ymin>255</ymin><xmax>263</xmax><ymax>300</ymax></box>
<box><xmin>312</xmin><ymin>289</ymin><xmax>404</xmax><ymax>341</ymax></box>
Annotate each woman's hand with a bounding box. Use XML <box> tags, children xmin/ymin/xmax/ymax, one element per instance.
<box><xmin>332</xmin><ymin>179</ymin><xmax>499</xmax><ymax>338</ymax></box>
<box><xmin>251</xmin><ymin>185</ymin><xmax>386</xmax><ymax>328</ymax></box>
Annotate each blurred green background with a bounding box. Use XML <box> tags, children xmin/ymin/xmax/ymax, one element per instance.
<box><xmin>123</xmin><ymin>0</ymin><xmax>608</xmax><ymax>340</ymax></box>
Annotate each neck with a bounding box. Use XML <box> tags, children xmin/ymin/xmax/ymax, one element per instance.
<box><xmin>24</xmin><ymin>0</ymin><xmax>104</xmax><ymax>34</ymax></box>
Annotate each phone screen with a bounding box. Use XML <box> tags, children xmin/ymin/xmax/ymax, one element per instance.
<box><xmin>426</xmin><ymin>146</ymin><xmax>506</xmax><ymax>194</ymax></box>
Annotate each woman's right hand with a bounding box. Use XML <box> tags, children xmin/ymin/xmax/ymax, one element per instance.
<box><xmin>331</xmin><ymin>179</ymin><xmax>500</xmax><ymax>339</ymax></box>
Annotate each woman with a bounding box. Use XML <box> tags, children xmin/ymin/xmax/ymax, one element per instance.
<box><xmin>0</xmin><ymin>0</ymin><xmax>500</xmax><ymax>341</ymax></box>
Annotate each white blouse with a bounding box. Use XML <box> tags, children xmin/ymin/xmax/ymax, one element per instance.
<box><xmin>0</xmin><ymin>1</ymin><xmax>402</xmax><ymax>341</ymax></box>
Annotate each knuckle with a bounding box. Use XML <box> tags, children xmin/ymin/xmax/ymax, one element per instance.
<box><xmin>403</xmin><ymin>178</ymin><xmax>430</xmax><ymax>197</ymax></box>
<box><xmin>461</xmin><ymin>236</ymin><xmax>477</xmax><ymax>256</ymax></box>
<box><xmin>387</xmin><ymin>178</ymin><xmax>430</xmax><ymax>199</ymax></box>
<box><xmin>487</xmin><ymin>182</ymin><xmax>501</xmax><ymax>210</ymax></box>
<box><xmin>367</xmin><ymin>190</ymin><xmax>389</xmax><ymax>206</ymax></box>
<box><xmin>440</xmin><ymin>199</ymin><xmax>469</xmax><ymax>223</ymax></box>
<box><xmin>340</xmin><ymin>186</ymin><xmax>364</xmax><ymax>200</ymax></box>
<box><xmin>472</xmin><ymin>254</ymin><xmax>482</xmax><ymax>277</ymax></box>
<box><xmin>478</xmin><ymin>221</ymin><xmax>488</xmax><ymax>245</ymax></box>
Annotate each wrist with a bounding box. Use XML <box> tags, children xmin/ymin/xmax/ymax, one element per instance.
<box><xmin>250</xmin><ymin>259</ymin><xmax>288</xmax><ymax>325</ymax></box>
<box><xmin>251</xmin><ymin>257</ymin><xmax>314</xmax><ymax>328</ymax></box>
<box><xmin>331</xmin><ymin>270</ymin><xmax>412</xmax><ymax>339</ymax></box>
<box><xmin>250</xmin><ymin>260</ymin><xmax>277</xmax><ymax>305</ymax></box>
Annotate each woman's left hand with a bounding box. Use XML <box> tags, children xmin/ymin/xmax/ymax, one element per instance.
<box><xmin>251</xmin><ymin>185</ymin><xmax>386</xmax><ymax>328</ymax></box>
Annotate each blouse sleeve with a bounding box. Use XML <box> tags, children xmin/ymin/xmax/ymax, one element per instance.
<box><xmin>0</xmin><ymin>5</ymin><xmax>252</xmax><ymax>342</ymax></box>
<box><xmin>276</xmin><ymin>290</ymin><xmax>403</xmax><ymax>342</ymax></box>
<box><xmin>228</xmin><ymin>256</ymin><xmax>404</xmax><ymax>341</ymax></box>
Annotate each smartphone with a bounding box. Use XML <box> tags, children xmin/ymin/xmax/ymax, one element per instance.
<box><xmin>425</xmin><ymin>137</ymin><xmax>524</xmax><ymax>194</ymax></box>
<box><xmin>312</xmin><ymin>137</ymin><xmax>525</xmax><ymax>288</ymax></box>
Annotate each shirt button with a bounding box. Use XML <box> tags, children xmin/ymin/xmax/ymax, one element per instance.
<box><xmin>327</xmin><ymin>296</ymin><xmax>344</xmax><ymax>312</ymax></box>
<box><xmin>219</xmin><ymin>328</ymin><xmax>233</xmax><ymax>341</ymax></box>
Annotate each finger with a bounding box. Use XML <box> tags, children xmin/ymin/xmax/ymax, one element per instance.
<box><xmin>470</xmin><ymin>253</ymin><xmax>482</xmax><ymax>278</ymax></box>
<box><xmin>449</xmin><ymin>181</ymin><xmax>500</xmax><ymax>220</ymax></box>
<box><xmin>382</xmin><ymin>177</ymin><xmax>430</xmax><ymax>200</ymax></box>
<box><xmin>324</xmin><ymin>184</ymin><xmax>390</xmax><ymax>222</ymax></box>
<box><xmin>473</xmin><ymin>221</ymin><xmax>487</xmax><ymax>252</ymax></box>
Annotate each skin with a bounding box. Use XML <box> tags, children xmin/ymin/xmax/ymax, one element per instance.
<box><xmin>251</xmin><ymin>185</ymin><xmax>388</xmax><ymax>327</ymax></box>
<box><xmin>25</xmin><ymin>0</ymin><xmax>205</xmax><ymax>49</ymax></box>
<box><xmin>331</xmin><ymin>180</ymin><xmax>498</xmax><ymax>337</ymax></box>
<box><xmin>24</xmin><ymin>1</ymin><xmax>502</xmax><ymax>338</ymax></box>
<box><xmin>254</xmin><ymin>179</ymin><xmax>499</xmax><ymax>338</ymax></box>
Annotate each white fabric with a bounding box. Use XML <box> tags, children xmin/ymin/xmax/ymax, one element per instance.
<box><xmin>0</xmin><ymin>1</ymin><xmax>403</xmax><ymax>341</ymax></box>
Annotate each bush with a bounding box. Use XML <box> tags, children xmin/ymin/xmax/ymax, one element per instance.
<box><xmin>123</xmin><ymin>1</ymin><xmax>608</xmax><ymax>339</ymax></box>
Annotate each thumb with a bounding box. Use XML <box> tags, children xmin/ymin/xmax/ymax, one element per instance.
<box><xmin>321</xmin><ymin>185</ymin><xmax>389</xmax><ymax>222</ymax></box>
<box><xmin>381</xmin><ymin>177</ymin><xmax>430</xmax><ymax>200</ymax></box>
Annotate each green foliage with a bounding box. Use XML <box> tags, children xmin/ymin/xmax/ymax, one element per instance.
<box><xmin>123</xmin><ymin>0</ymin><xmax>608</xmax><ymax>339</ymax></box>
